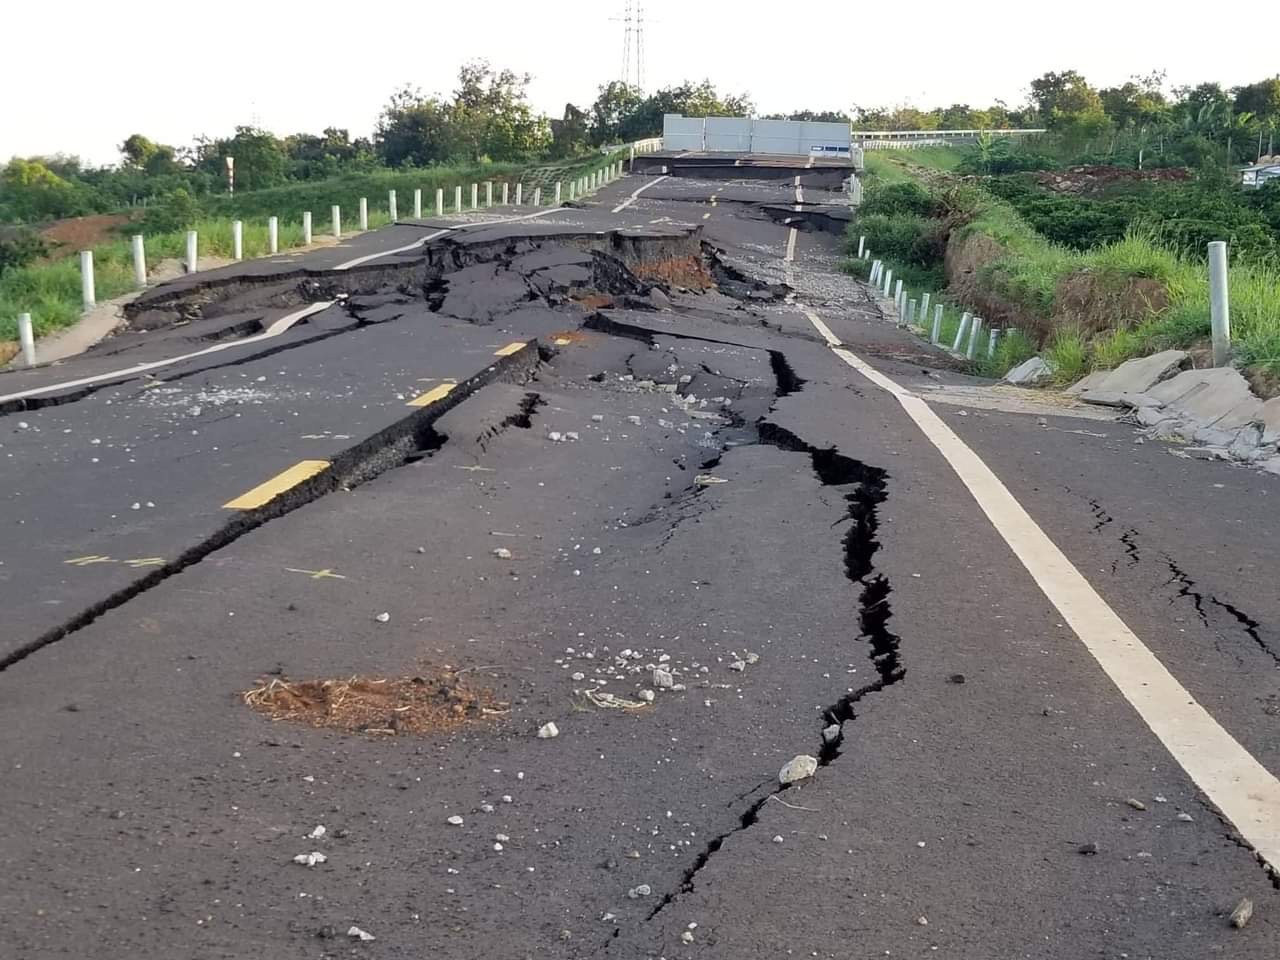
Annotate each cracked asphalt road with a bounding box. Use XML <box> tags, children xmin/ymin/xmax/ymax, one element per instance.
<box><xmin>0</xmin><ymin>164</ymin><xmax>1277</xmax><ymax>959</ymax></box>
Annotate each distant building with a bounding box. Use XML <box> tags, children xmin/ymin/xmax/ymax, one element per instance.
<box><xmin>1241</xmin><ymin>156</ymin><xmax>1280</xmax><ymax>189</ymax></box>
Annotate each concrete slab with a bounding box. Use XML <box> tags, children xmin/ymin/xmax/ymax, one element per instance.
<box><xmin>1069</xmin><ymin>350</ymin><xmax>1187</xmax><ymax>398</ymax></box>
<box><xmin>1261</xmin><ymin>397</ymin><xmax>1280</xmax><ymax>445</ymax></box>
<box><xmin>1003</xmin><ymin>356</ymin><xmax>1054</xmax><ymax>386</ymax></box>
<box><xmin>1153</xmin><ymin>367</ymin><xmax>1259</xmax><ymax>426</ymax></box>
<box><xmin>1064</xmin><ymin>370</ymin><xmax>1109</xmax><ymax>396</ymax></box>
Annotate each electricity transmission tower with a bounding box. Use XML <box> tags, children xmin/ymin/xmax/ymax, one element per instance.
<box><xmin>616</xmin><ymin>1</ymin><xmax>646</xmax><ymax>90</ymax></box>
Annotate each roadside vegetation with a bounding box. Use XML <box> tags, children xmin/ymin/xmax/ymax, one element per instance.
<box><xmin>848</xmin><ymin>69</ymin><xmax>1280</xmax><ymax>386</ymax></box>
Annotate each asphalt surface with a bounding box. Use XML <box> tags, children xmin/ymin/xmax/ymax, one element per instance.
<box><xmin>1</xmin><ymin>162</ymin><xmax>1277</xmax><ymax>960</ymax></box>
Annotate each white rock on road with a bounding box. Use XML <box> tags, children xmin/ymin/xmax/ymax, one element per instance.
<box><xmin>778</xmin><ymin>754</ymin><xmax>818</xmax><ymax>785</ymax></box>
<box><xmin>537</xmin><ymin>722</ymin><xmax>560</xmax><ymax>739</ymax></box>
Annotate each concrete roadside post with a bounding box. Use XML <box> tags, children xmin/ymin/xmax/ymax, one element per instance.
<box><xmin>331</xmin><ymin>204</ymin><xmax>341</xmax><ymax>239</ymax></box>
<box><xmin>302</xmin><ymin>212</ymin><xmax>312</xmax><ymax>246</ymax></box>
<box><xmin>388</xmin><ymin>190</ymin><xmax>397</xmax><ymax>221</ymax></box>
<box><xmin>533</xmin><ymin>187</ymin><xmax>542</xmax><ymax>207</ymax></box>
<box><xmin>919</xmin><ymin>292</ymin><xmax>931</xmax><ymax>325</ymax></box>
<box><xmin>1209</xmin><ymin>240</ymin><xmax>1231</xmax><ymax>367</ymax></box>
<box><xmin>952</xmin><ymin>312</ymin><xmax>971</xmax><ymax>351</ymax></box>
<box><xmin>485</xmin><ymin>182</ymin><xmax>493</xmax><ymax>207</ymax></box>
<box><xmin>455</xmin><ymin>186</ymin><xmax>463</xmax><ymax>212</ymax></box>
<box><xmin>988</xmin><ymin>328</ymin><xmax>1001</xmax><ymax>359</ymax></box>
<box><xmin>79</xmin><ymin>251</ymin><xmax>95</xmax><ymax>308</ymax></box>
<box><xmin>18</xmin><ymin>312</ymin><xmax>35</xmax><ymax>367</ymax></box>
<box><xmin>436</xmin><ymin>188</ymin><xmax>445</xmax><ymax>216</ymax></box>
<box><xmin>268</xmin><ymin>216</ymin><xmax>279</xmax><ymax>254</ymax></box>
<box><xmin>501</xmin><ymin>182</ymin><xmax>509</xmax><ymax>205</ymax></box>
<box><xmin>569</xmin><ymin>181</ymin><xmax>576</xmax><ymax>201</ymax></box>
<box><xmin>857</xmin><ymin>235</ymin><xmax>866</xmax><ymax>258</ymax></box>
<box><xmin>515</xmin><ymin>183</ymin><xmax>523</xmax><ymax>206</ymax></box>
<box><xmin>555</xmin><ymin>182</ymin><xmax>562</xmax><ymax>204</ymax></box>
<box><xmin>131</xmin><ymin>234</ymin><xmax>146</xmax><ymax>287</ymax></box>
<box><xmin>471</xmin><ymin>183</ymin><xmax>478</xmax><ymax>210</ymax></box>
<box><xmin>906</xmin><ymin>298</ymin><xmax>917</xmax><ymax>328</ymax></box>
<box><xmin>883</xmin><ymin>268</ymin><xmax>893</xmax><ymax>298</ymax></box>
<box><xmin>414</xmin><ymin>188</ymin><xmax>422</xmax><ymax>219</ymax></box>
<box><xmin>359</xmin><ymin>197</ymin><xmax>368</xmax><ymax>231</ymax></box>
<box><xmin>966</xmin><ymin>317</ymin><xmax>983</xmax><ymax>360</ymax></box>
<box><xmin>232</xmin><ymin>220</ymin><xmax>243</xmax><ymax>260</ymax></box>
<box><xmin>893</xmin><ymin>278</ymin><xmax>903</xmax><ymax>307</ymax></box>
<box><xmin>931</xmin><ymin>303</ymin><xmax>943</xmax><ymax>344</ymax></box>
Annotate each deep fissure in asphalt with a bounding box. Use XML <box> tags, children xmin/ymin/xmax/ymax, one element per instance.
<box><xmin>640</xmin><ymin>371</ymin><xmax>905</xmax><ymax>929</ymax></box>
<box><xmin>0</xmin><ymin>346</ymin><xmax>542</xmax><ymax>674</ymax></box>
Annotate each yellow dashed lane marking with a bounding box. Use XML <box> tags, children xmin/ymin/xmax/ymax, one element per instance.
<box><xmin>286</xmin><ymin>567</ymin><xmax>347</xmax><ymax>580</ymax></box>
<box><xmin>493</xmin><ymin>342</ymin><xmax>526</xmax><ymax>357</ymax></box>
<box><xmin>224</xmin><ymin>460</ymin><xmax>330</xmax><ymax>510</ymax></box>
<box><xmin>407</xmin><ymin>381</ymin><xmax>456</xmax><ymax>407</ymax></box>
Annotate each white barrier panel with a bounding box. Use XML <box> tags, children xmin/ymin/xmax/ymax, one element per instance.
<box><xmin>705</xmin><ymin>116</ymin><xmax>752</xmax><ymax>152</ymax></box>
<box><xmin>662</xmin><ymin>114</ymin><xmax>706</xmax><ymax>152</ymax></box>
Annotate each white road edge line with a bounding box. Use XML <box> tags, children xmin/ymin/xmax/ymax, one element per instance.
<box><xmin>0</xmin><ymin>302</ymin><xmax>335</xmax><ymax>405</ymax></box>
<box><xmin>784</xmin><ymin>176</ymin><xmax>803</xmax><ymax>266</ymax></box>
<box><xmin>334</xmin><ymin>207</ymin><xmax>562</xmax><ymax>271</ymax></box>
<box><xmin>612</xmin><ymin>175</ymin><xmax>669</xmax><ymax>214</ymax></box>
<box><xmin>800</xmin><ymin>305</ymin><xmax>1280</xmax><ymax>873</ymax></box>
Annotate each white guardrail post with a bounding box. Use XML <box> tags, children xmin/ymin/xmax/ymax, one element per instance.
<box><xmin>414</xmin><ymin>188</ymin><xmax>422</xmax><ymax>219</ymax></box>
<box><xmin>919</xmin><ymin>292</ymin><xmax>930</xmax><ymax>325</ymax></box>
<box><xmin>471</xmin><ymin>184</ymin><xmax>478</xmax><ymax>209</ymax></box>
<box><xmin>359</xmin><ymin>197</ymin><xmax>368</xmax><ymax>230</ymax></box>
<box><xmin>486</xmin><ymin>182</ymin><xmax>493</xmax><ymax>207</ymax></box>
<box><xmin>952</xmin><ymin>312</ymin><xmax>971</xmax><ymax>352</ymax></box>
<box><xmin>555</xmin><ymin>182</ymin><xmax>562</xmax><ymax>204</ymax></box>
<box><xmin>331</xmin><ymin>205</ymin><xmax>341</xmax><ymax>239</ymax></box>
<box><xmin>1208</xmin><ymin>240</ymin><xmax>1231</xmax><ymax>367</ymax></box>
<box><xmin>79</xmin><ymin>251</ymin><xmax>95</xmax><ymax>308</ymax></box>
<box><xmin>131</xmin><ymin>234</ymin><xmax>146</xmax><ymax>287</ymax></box>
<box><xmin>533</xmin><ymin>186</ymin><xmax>541</xmax><ymax>207</ymax></box>
<box><xmin>436</xmin><ymin>188</ymin><xmax>445</xmax><ymax>216</ymax></box>
<box><xmin>931</xmin><ymin>304</ymin><xmax>943</xmax><ymax>344</ymax></box>
<box><xmin>388</xmin><ymin>190</ymin><xmax>397</xmax><ymax>220</ymax></box>
<box><xmin>232</xmin><ymin>220</ymin><xmax>243</xmax><ymax>260</ymax></box>
<box><xmin>302</xmin><ymin>212</ymin><xmax>312</xmax><ymax>246</ymax></box>
<box><xmin>18</xmin><ymin>312</ymin><xmax>35</xmax><ymax>366</ymax></box>
<box><xmin>515</xmin><ymin>183</ymin><xmax>523</xmax><ymax>206</ymax></box>
<box><xmin>455</xmin><ymin>186</ymin><xmax>463</xmax><ymax>212</ymax></box>
<box><xmin>268</xmin><ymin>216</ymin><xmax>279</xmax><ymax>254</ymax></box>
<box><xmin>966</xmin><ymin>317</ymin><xmax>983</xmax><ymax>360</ymax></box>
<box><xmin>501</xmin><ymin>182</ymin><xmax>509</xmax><ymax>205</ymax></box>
<box><xmin>186</xmin><ymin>229</ymin><xmax>199</xmax><ymax>272</ymax></box>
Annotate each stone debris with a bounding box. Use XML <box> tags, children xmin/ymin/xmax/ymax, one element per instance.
<box><xmin>652</xmin><ymin>667</ymin><xmax>675</xmax><ymax>689</ymax></box>
<box><xmin>778</xmin><ymin>754</ymin><xmax>818</xmax><ymax>785</ymax></box>
<box><xmin>694</xmin><ymin>474</ymin><xmax>728</xmax><ymax>486</ymax></box>
<box><xmin>728</xmin><ymin>659</ymin><xmax>746</xmax><ymax>672</ymax></box>
<box><xmin>822</xmin><ymin>724</ymin><xmax>842</xmax><ymax>744</ymax></box>
<box><xmin>537</xmin><ymin>721</ymin><xmax>560</xmax><ymax>739</ymax></box>
<box><xmin>493</xmin><ymin>547</ymin><xmax>513</xmax><ymax>559</ymax></box>
<box><xmin>1003</xmin><ymin>356</ymin><xmax>1055</xmax><ymax>386</ymax></box>
<box><xmin>1124</xmin><ymin>798</ymin><xmax>1146</xmax><ymax>811</ymax></box>
<box><xmin>681</xmin><ymin>930</ymin><xmax>695</xmax><ymax>943</ymax></box>
<box><xmin>347</xmin><ymin>926</ymin><xmax>376</xmax><ymax>942</ymax></box>
<box><xmin>637</xmin><ymin>689</ymin><xmax>655</xmax><ymax>702</ymax></box>
<box><xmin>307</xmin><ymin>825</ymin><xmax>326</xmax><ymax>839</ymax></box>
<box><xmin>548</xmin><ymin>431</ymin><xmax>563</xmax><ymax>442</ymax></box>
<box><xmin>1077</xmin><ymin>842</ymin><xmax>1099</xmax><ymax>855</ymax></box>
<box><xmin>591</xmin><ymin>414</ymin><xmax>605</xmax><ymax>422</ymax></box>
<box><xmin>1230</xmin><ymin>897</ymin><xmax>1254</xmax><ymax>929</ymax></box>
<box><xmin>374</xmin><ymin>612</ymin><xmax>390</xmax><ymax>623</ymax></box>
<box><xmin>627</xmin><ymin>884</ymin><xmax>652</xmax><ymax>899</ymax></box>
<box><xmin>292</xmin><ymin>851</ymin><xmax>327</xmax><ymax>867</ymax></box>
<box><xmin>1177</xmin><ymin>812</ymin><xmax>1195</xmax><ymax>822</ymax></box>
<box><xmin>1067</xmin><ymin>350</ymin><xmax>1187</xmax><ymax>398</ymax></box>
<box><xmin>447</xmin><ymin>815</ymin><xmax>464</xmax><ymax>826</ymax></box>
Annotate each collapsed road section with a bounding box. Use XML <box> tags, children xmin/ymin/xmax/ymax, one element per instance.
<box><xmin>2</xmin><ymin>168</ymin><xmax>1277</xmax><ymax>960</ymax></box>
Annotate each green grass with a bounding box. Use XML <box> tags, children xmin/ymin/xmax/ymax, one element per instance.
<box><xmin>1</xmin><ymin>151</ymin><xmax>630</xmax><ymax>343</ymax></box>
<box><xmin>857</xmin><ymin>151</ymin><xmax>1280</xmax><ymax>380</ymax></box>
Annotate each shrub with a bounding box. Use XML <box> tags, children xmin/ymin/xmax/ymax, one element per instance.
<box><xmin>141</xmin><ymin>188</ymin><xmax>201</xmax><ymax>234</ymax></box>
<box><xmin>0</xmin><ymin>228</ymin><xmax>49</xmax><ymax>274</ymax></box>
<box><xmin>861</xmin><ymin>180</ymin><xmax>935</xmax><ymax>217</ymax></box>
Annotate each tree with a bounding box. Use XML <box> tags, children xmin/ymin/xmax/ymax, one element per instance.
<box><xmin>761</xmin><ymin>109</ymin><xmax>850</xmax><ymax>123</ymax></box>
<box><xmin>1233</xmin><ymin>76</ymin><xmax>1280</xmax><ymax>122</ymax></box>
<box><xmin>375</xmin><ymin>86</ymin><xmax>454</xmax><ymax>167</ymax></box>
<box><xmin>0</xmin><ymin>158</ymin><xmax>90</xmax><ymax>221</ymax></box>
<box><xmin>1099</xmin><ymin>75</ymin><xmax>1168</xmax><ymax>128</ymax></box>
<box><xmin>193</xmin><ymin>126</ymin><xmax>287</xmax><ymax>191</ymax></box>
<box><xmin>120</xmin><ymin>134</ymin><xmax>159</xmax><ymax>169</ymax></box>
<box><xmin>550</xmin><ymin>104</ymin><xmax>591</xmax><ymax>158</ymax></box>
<box><xmin>1029</xmin><ymin>70</ymin><xmax>1104</xmax><ymax>125</ymax></box>
<box><xmin>590</xmin><ymin>81</ymin><xmax>645</xmax><ymax>144</ymax></box>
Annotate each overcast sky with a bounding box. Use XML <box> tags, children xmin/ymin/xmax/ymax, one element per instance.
<box><xmin>4</xmin><ymin>0</ymin><xmax>1276</xmax><ymax>166</ymax></box>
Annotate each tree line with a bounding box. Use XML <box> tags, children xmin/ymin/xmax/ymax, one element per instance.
<box><xmin>0</xmin><ymin>64</ymin><xmax>754</xmax><ymax>226</ymax></box>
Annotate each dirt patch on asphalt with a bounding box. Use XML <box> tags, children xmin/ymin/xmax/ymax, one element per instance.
<box><xmin>243</xmin><ymin>671</ymin><xmax>507</xmax><ymax>735</ymax></box>
<box><xmin>635</xmin><ymin>255</ymin><xmax>715</xmax><ymax>290</ymax></box>
<box><xmin>570</xmin><ymin>293</ymin><xmax>615</xmax><ymax>310</ymax></box>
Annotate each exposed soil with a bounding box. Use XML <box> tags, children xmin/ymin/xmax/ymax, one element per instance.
<box><xmin>242</xmin><ymin>671</ymin><xmax>507</xmax><ymax>736</ymax></box>
<box><xmin>1053</xmin><ymin>272</ymin><xmax>1168</xmax><ymax>335</ymax></box>
<box><xmin>1035</xmin><ymin>165</ymin><xmax>1192</xmax><ymax>196</ymax></box>
<box><xmin>634</xmin><ymin>254</ymin><xmax>715</xmax><ymax>290</ymax></box>
<box><xmin>38</xmin><ymin>213</ymin><xmax>134</xmax><ymax>256</ymax></box>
